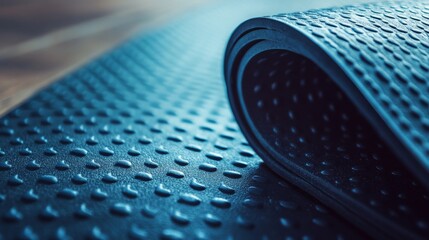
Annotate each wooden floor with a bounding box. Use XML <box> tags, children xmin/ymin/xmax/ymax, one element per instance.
<box><xmin>0</xmin><ymin>0</ymin><xmax>206</xmax><ymax>116</ymax></box>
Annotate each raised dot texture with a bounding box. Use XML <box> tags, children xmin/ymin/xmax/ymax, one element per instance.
<box><xmin>91</xmin><ymin>188</ymin><xmax>108</xmax><ymax>201</ymax></box>
<box><xmin>38</xmin><ymin>175</ymin><xmax>58</xmax><ymax>185</ymax></box>
<box><xmin>135</xmin><ymin>172</ymin><xmax>153</xmax><ymax>181</ymax></box>
<box><xmin>21</xmin><ymin>189</ymin><xmax>39</xmax><ymax>203</ymax></box>
<box><xmin>110</xmin><ymin>203</ymin><xmax>132</xmax><ymax>217</ymax></box>
<box><xmin>199</xmin><ymin>163</ymin><xmax>217</xmax><ymax>172</ymax></box>
<box><xmin>155</xmin><ymin>184</ymin><xmax>172</xmax><ymax>197</ymax></box>
<box><xmin>102</xmin><ymin>173</ymin><xmax>118</xmax><ymax>183</ymax></box>
<box><xmin>190</xmin><ymin>178</ymin><xmax>206</xmax><ymax>191</ymax></box>
<box><xmin>39</xmin><ymin>205</ymin><xmax>59</xmax><ymax>221</ymax></box>
<box><xmin>223</xmin><ymin>170</ymin><xmax>242</xmax><ymax>179</ymax></box>
<box><xmin>86</xmin><ymin>159</ymin><xmax>101</xmax><ymax>169</ymax></box>
<box><xmin>167</xmin><ymin>169</ymin><xmax>185</xmax><ymax>179</ymax></box>
<box><xmin>205</xmin><ymin>152</ymin><xmax>223</xmax><ymax>161</ymax></box>
<box><xmin>72</xmin><ymin>174</ymin><xmax>88</xmax><ymax>185</ymax></box>
<box><xmin>75</xmin><ymin>204</ymin><xmax>93</xmax><ymax>219</ymax></box>
<box><xmin>0</xmin><ymin>2</ymin><xmax>381</xmax><ymax>239</ymax></box>
<box><xmin>123</xmin><ymin>185</ymin><xmax>139</xmax><ymax>198</ymax></box>
<box><xmin>115</xmin><ymin>160</ymin><xmax>132</xmax><ymax>168</ymax></box>
<box><xmin>70</xmin><ymin>148</ymin><xmax>88</xmax><ymax>157</ymax></box>
<box><xmin>211</xmin><ymin>197</ymin><xmax>231</xmax><ymax>209</ymax></box>
<box><xmin>57</xmin><ymin>188</ymin><xmax>78</xmax><ymax>199</ymax></box>
<box><xmin>178</xmin><ymin>193</ymin><xmax>201</xmax><ymax>206</ymax></box>
<box><xmin>204</xmin><ymin>214</ymin><xmax>221</xmax><ymax>227</ymax></box>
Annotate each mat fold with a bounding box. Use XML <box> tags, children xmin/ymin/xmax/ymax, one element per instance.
<box><xmin>225</xmin><ymin>1</ymin><xmax>429</xmax><ymax>239</ymax></box>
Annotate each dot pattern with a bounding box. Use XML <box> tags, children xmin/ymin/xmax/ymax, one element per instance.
<box><xmin>225</xmin><ymin>1</ymin><xmax>429</xmax><ymax>239</ymax></box>
<box><xmin>0</xmin><ymin>1</ymin><xmax>366</xmax><ymax>240</ymax></box>
<box><xmin>274</xmin><ymin>1</ymin><xmax>429</xmax><ymax>175</ymax></box>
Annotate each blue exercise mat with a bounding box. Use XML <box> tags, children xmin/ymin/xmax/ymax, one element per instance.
<box><xmin>1</xmin><ymin>0</ymin><xmax>428</xmax><ymax>239</ymax></box>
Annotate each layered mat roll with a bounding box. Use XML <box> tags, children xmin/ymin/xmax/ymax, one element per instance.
<box><xmin>1</xmin><ymin>0</ymin><xmax>428</xmax><ymax>239</ymax></box>
<box><xmin>225</xmin><ymin>1</ymin><xmax>429</xmax><ymax>239</ymax></box>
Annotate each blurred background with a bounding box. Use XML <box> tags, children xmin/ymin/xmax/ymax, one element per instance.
<box><xmin>0</xmin><ymin>0</ymin><xmax>204</xmax><ymax>116</ymax></box>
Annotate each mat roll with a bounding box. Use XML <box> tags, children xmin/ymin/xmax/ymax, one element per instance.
<box><xmin>225</xmin><ymin>1</ymin><xmax>429</xmax><ymax>239</ymax></box>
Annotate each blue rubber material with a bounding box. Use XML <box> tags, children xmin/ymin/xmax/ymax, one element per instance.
<box><xmin>0</xmin><ymin>1</ymin><xmax>372</xmax><ymax>240</ymax></box>
<box><xmin>225</xmin><ymin>1</ymin><xmax>429</xmax><ymax>239</ymax></box>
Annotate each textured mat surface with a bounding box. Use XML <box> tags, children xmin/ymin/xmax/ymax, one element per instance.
<box><xmin>225</xmin><ymin>1</ymin><xmax>429</xmax><ymax>239</ymax></box>
<box><xmin>0</xmin><ymin>1</ymin><xmax>373</xmax><ymax>240</ymax></box>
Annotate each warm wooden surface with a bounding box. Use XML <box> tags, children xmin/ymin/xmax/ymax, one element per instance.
<box><xmin>0</xmin><ymin>0</ymin><xmax>206</xmax><ymax>116</ymax></box>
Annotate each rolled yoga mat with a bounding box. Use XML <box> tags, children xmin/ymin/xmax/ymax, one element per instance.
<box><xmin>225</xmin><ymin>1</ymin><xmax>429</xmax><ymax>239</ymax></box>
<box><xmin>0</xmin><ymin>0</ymin><xmax>428</xmax><ymax>239</ymax></box>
